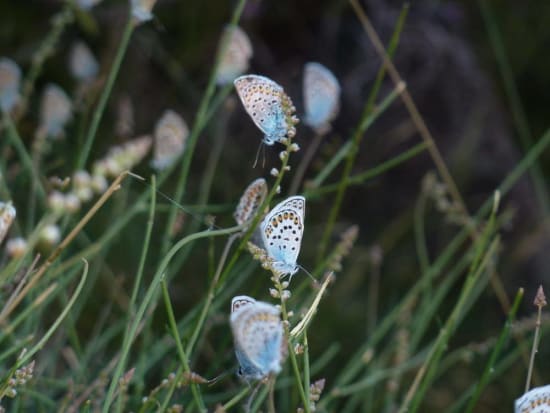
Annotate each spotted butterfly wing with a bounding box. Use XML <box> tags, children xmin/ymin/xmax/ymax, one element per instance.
<box><xmin>515</xmin><ymin>385</ymin><xmax>550</xmax><ymax>413</ymax></box>
<box><xmin>233</xmin><ymin>178</ymin><xmax>267</xmax><ymax>226</ymax></box>
<box><xmin>151</xmin><ymin>110</ymin><xmax>189</xmax><ymax>170</ymax></box>
<box><xmin>230</xmin><ymin>299</ymin><xmax>284</xmax><ymax>380</ymax></box>
<box><xmin>231</xmin><ymin>295</ymin><xmax>257</xmax><ymax>313</ymax></box>
<box><xmin>303</xmin><ymin>62</ymin><xmax>340</xmax><ymax>134</ymax></box>
<box><xmin>234</xmin><ymin>75</ymin><xmax>290</xmax><ymax>145</ymax></box>
<box><xmin>261</xmin><ymin>195</ymin><xmax>305</xmax><ymax>277</ymax></box>
<box><xmin>216</xmin><ymin>25</ymin><xmax>253</xmax><ymax>85</ymax></box>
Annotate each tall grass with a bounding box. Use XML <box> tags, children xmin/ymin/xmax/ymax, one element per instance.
<box><xmin>0</xmin><ymin>1</ymin><xmax>548</xmax><ymax>412</ymax></box>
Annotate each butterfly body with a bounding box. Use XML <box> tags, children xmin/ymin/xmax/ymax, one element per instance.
<box><xmin>230</xmin><ymin>296</ymin><xmax>285</xmax><ymax>381</ymax></box>
<box><xmin>303</xmin><ymin>62</ymin><xmax>340</xmax><ymax>133</ymax></box>
<box><xmin>234</xmin><ymin>75</ymin><xmax>294</xmax><ymax>145</ymax></box>
<box><xmin>261</xmin><ymin>196</ymin><xmax>305</xmax><ymax>278</ymax></box>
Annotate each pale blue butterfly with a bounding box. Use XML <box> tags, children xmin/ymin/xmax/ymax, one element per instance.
<box><xmin>234</xmin><ymin>74</ymin><xmax>296</xmax><ymax>145</ymax></box>
<box><xmin>303</xmin><ymin>62</ymin><xmax>340</xmax><ymax>134</ymax></box>
<box><xmin>515</xmin><ymin>384</ymin><xmax>550</xmax><ymax>412</ymax></box>
<box><xmin>216</xmin><ymin>25</ymin><xmax>253</xmax><ymax>86</ymax></box>
<box><xmin>230</xmin><ymin>295</ymin><xmax>285</xmax><ymax>381</ymax></box>
<box><xmin>0</xmin><ymin>58</ymin><xmax>21</xmax><ymax>112</ymax></box>
<box><xmin>261</xmin><ymin>196</ymin><xmax>305</xmax><ymax>278</ymax></box>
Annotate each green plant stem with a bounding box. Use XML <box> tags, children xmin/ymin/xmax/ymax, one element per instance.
<box><xmin>275</xmin><ymin>279</ymin><xmax>310</xmax><ymax>413</ymax></box>
<box><xmin>402</xmin><ymin>239</ymin><xmax>500</xmax><ymax>413</ymax></box>
<box><xmin>479</xmin><ymin>0</ymin><xmax>549</xmax><ymax>214</ymax></box>
<box><xmin>129</xmin><ymin>175</ymin><xmax>157</xmax><ymax>315</ymax></box>
<box><xmin>2</xmin><ymin>112</ymin><xmax>46</xmax><ymax>201</ymax></box>
<box><xmin>317</xmin><ymin>5</ymin><xmax>408</xmax><ymax>258</ymax></box>
<box><xmin>160</xmin><ymin>280</ymin><xmax>206</xmax><ymax>412</ymax></box>
<box><xmin>464</xmin><ymin>288</ymin><xmax>524</xmax><ymax>412</ymax></box>
<box><xmin>289</xmin><ymin>131</ymin><xmax>325</xmax><ymax>195</ymax></box>
<box><xmin>76</xmin><ymin>12</ymin><xmax>135</xmax><ymax>169</ymax></box>
<box><xmin>101</xmin><ymin>224</ymin><xmax>242</xmax><ymax>411</ymax></box>
<box><xmin>18</xmin><ymin>3</ymin><xmax>74</xmax><ymax>118</ymax></box>
<box><xmin>160</xmin><ymin>0</ymin><xmax>248</xmax><ymax>255</ymax></box>
<box><xmin>525</xmin><ymin>301</ymin><xmax>544</xmax><ymax>392</ymax></box>
<box><xmin>14</xmin><ymin>260</ymin><xmax>87</xmax><ymax>370</ymax></box>
<box><xmin>305</xmin><ymin>142</ymin><xmax>427</xmax><ymax>198</ymax></box>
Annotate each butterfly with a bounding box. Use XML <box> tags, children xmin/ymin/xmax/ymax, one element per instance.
<box><xmin>69</xmin><ymin>41</ymin><xmax>99</xmax><ymax>82</ymax></box>
<box><xmin>234</xmin><ymin>178</ymin><xmax>268</xmax><ymax>227</ymax></box>
<box><xmin>261</xmin><ymin>195</ymin><xmax>305</xmax><ymax>278</ymax></box>
<box><xmin>39</xmin><ymin>84</ymin><xmax>72</xmax><ymax>138</ymax></box>
<box><xmin>515</xmin><ymin>385</ymin><xmax>550</xmax><ymax>413</ymax></box>
<box><xmin>0</xmin><ymin>201</ymin><xmax>16</xmax><ymax>245</ymax></box>
<box><xmin>303</xmin><ymin>62</ymin><xmax>340</xmax><ymax>134</ymax></box>
<box><xmin>230</xmin><ymin>295</ymin><xmax>285</xmax><ymax>381</ymax></box>
<box><xmin>0</xmin><ymin>58</ymin><xmax>21</xmax><ymax>112</ymax></box>
<box><xmin>234</xmin><ymin>74</ymin><xmax>296</xmax><ymax>145</ymax></box>
<box><xmin>216</xmin><ymin>25</ymin><xmax>253</xmax><ymax>85</ymax></box>
<box><xmin>151</xmin><ymin>110</ymin><xmax>189</xmax><ymax>170</ymax></box>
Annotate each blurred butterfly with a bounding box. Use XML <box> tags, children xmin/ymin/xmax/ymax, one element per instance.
<box><xmin>303</xmin><ymin>62</ymin><xmax>340</xmax><ymax>134</ymax></box>
<box><xmin>216</xmin><ymin>25</ymin><xmax>253</xmax><ymax>85</ymax></box>
<box><xmin>69</xmin><ymin>41</ymin><xmax>99</xmax><ymax>83</ymax></box>
<box><xmin>230</xmin><ymin>295</ymin><xmax>285</xmax><ymax>381</ymax></box>
<box><xmin>0</xmin><ymin>201</ymin><xmax>16</xmax><ymax>245</ymax></box>
<box><xmin>234</xmin><ymin>178</ymin><xmax>268</xmax><ymax>227</ymax></box>
<box><xmin>234</xmin><ymin>74</ymin><xmax>297</xmax><ymax>146</ymax></box>
<box><xmin>261</xmin><ymin>196</ymin><xmax>305</xmax><ymax>278</ymax></box>
<box><xmin>151</xmin><ymin>110</ymin><xmax>189</xmax><ymax>170</ymax></box>
<box><xmin>0</xmin><ymin>58</ymin><xmax>21</xmax><ymax>112</ymax></box>
<box><xmin>515</xmin><ymin>385</ymin><xmax>550</xmax><ymax>413</ymax></box>
<box><xmin>39</xmin><ymin>84</ymin><xmax>72</xmax><ymax>139</ymax></box>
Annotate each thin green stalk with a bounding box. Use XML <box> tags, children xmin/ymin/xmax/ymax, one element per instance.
<box><xmin>76</xmin><ymin>12</ymin><xmax>135</xmax><ymax>169</ymax></box>
<box><xmin>2</xmin><ymin>112</ymin><xmax>46</xmax><ymax>201</ymax></box>
<box><xmin>160</xmin><ymin>280</ymin><xmax>206</xmax><ymax>412</ymax></box>
<box><xmin>275</xmin><ymin>279</ymin><xmax>310</xmax><ymax>413</ymax></box>
<box><xmin>16</xmin><ymin>260</ymin><xmax>87</xmax><ymax>369</ymax></box>
<box><xmin>161</xmin><ymin>0</ymin><xmax>248</xmax><ymax>255</ymax></box>
<box><xmin>185</xmin><ymin>233</ymin><xmax>239</xmax><ymax>356</ymax></box>
<box><xmin>102</xmin><ymin>224</ymin><xmax>243</xmax><ymax>411</ymax></box>
<box><xmin>308</xmin><ymin>140</ymin><xmax>352</xmax><ymax>189</ymax></box>
<box><xmin>317</xmin><ymin>4</ymin><xmax>409</xmax><ymax>259</ymax></box>
<box><xmin>464</xmin><ymin>288</ymin><xmax>524</xmax><ymax>412</ymax></box>
<box><xmin>18</xmin><ymin>3</ymin><xmax>74</xmax><ymax>118</ymax></box>
<box><xmin>402</xmin><ymin>239</ymin><xmax>500</xmax><ymax>413</ymax></box>
<box><xmin>289</xmin><ymin>131</ymin><xmax>325</xmax><ymax>195</ymax></box>
<box><xmin>129</xmin><ymin>175</ymin><xmax>157</xmax><ymax>315</ymax></box>
<box><xmin>479</xmin><ymin>0</ymin><xmax>549</xmax><ymax>214</ymax></box>
<box><xmin>303</xmin><ymin>332</ymin><xmax>311</xmax><ymax>411</ymax></box>
<box><xmin>305</xmin><ymin>142</ymin><xmax>427</xmax><ymax>198</ymax></box>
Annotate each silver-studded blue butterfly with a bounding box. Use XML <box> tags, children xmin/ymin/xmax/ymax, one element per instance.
<box><xmin>303</xmin><ymin>62</ymin><xmax>340</xmax><ymax>134</ymax></box>
<box><xmin>261</xmin><ymin>196</ymin><xmax>305</xmax><ymax>278</ymax></box>
<box><xmin>515</xmin><ymin>384</ymin><xmax>550</xmax><ymax>413</ymax></box>
<box><xmin>230</xmin><ymin>295</ymin><xmax>285</xmax><ymax>381</ymax></box>
<box><xmin>234</xmin><ymin>74</ymin><xmax>295</xmax><ymax>145</ymax></box>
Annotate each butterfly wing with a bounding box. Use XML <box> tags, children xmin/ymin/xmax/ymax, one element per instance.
<box><xmin>152</xmin><ymin>110</ymin><xmax>189</xmax><ymax>170</ymax></box>
<box><xmin>261</xmin><ymin>196</ymin><xmax>305</xmax><ymax>276</ymax></box>
<box><xmin>230</xmin><ymin>301</ymin><xmax>283</xmax><ymax>380</ymax></box>
<box><xmin>217</xmin><ymin>25</ymin><xmax>253</xmax><ymax>85</ymax></box>
<box><xmin>231</xmin><ymin>295</ymin><xmax>257</xmax><ymax>313</ymax></box>
<box><xmin>515</xmin><ymin>385</ymin><xmax>550</xmax><ymax>412</ymax></box>
<box><xmin>234</xmin><ymin>75</ymin><xmax>288</xmax><ymax>145</ymax></box>
<box><xmin>233</xmin><ymin>178</ymin><xmax>267</xmax><ymax>226</ymax></box>
<box><xmin>303</xmin><ymin>62</ymin><xmax>340</xmax><ymax>132</ymax></box>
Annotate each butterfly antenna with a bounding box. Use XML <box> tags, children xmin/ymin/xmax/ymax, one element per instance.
<box><xmin>206</xmin><ymin>368</ymin><xmax>234</xmax><ymax>386</ymax></box>
<box><xmin>252</xmin><ymin>141</ymin><xmax>263</xmax><ymax>168</ymax></box>
<box><xmin>298</xmin><ymin>265</ymin><xmax>320</xmax><ymax>287</ymax></box>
